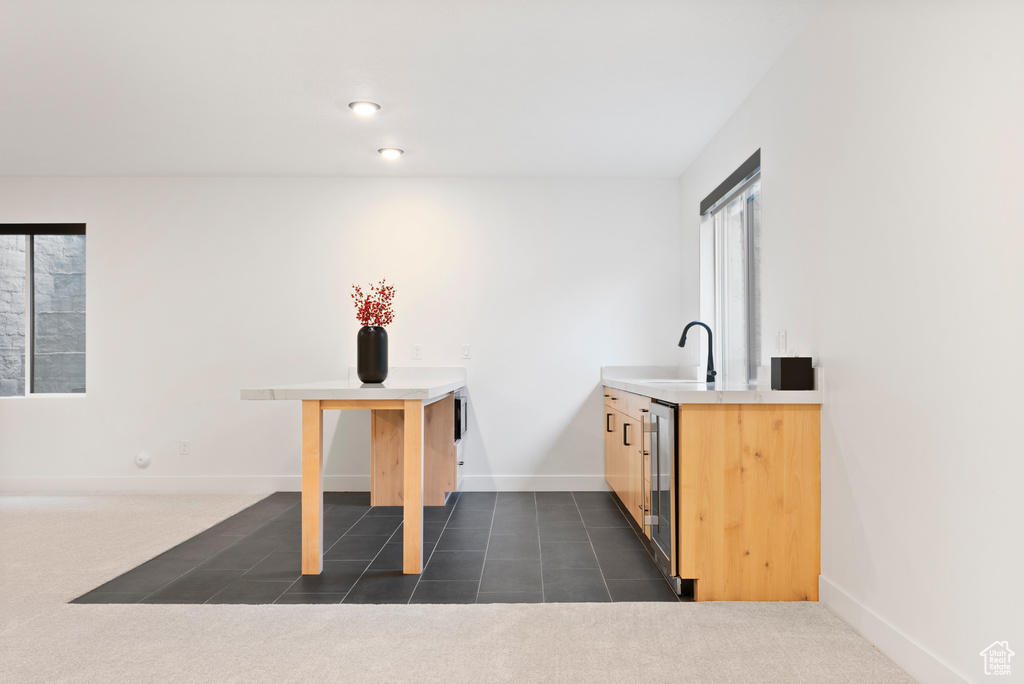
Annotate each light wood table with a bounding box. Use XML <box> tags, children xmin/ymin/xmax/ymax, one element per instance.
<box><xmin>242</xmin><ymin>368</ymin><xmax>466</xmax><ymax>575</ymax></box>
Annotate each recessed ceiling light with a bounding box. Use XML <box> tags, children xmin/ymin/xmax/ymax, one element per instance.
<box><xmin>348</xmin><ymin>101</ymin><xmax>381</xmax><ymax>116</ymax></box>
<box><xmin>378</xmin><ymin>148</ymin><xmax>404</xmax><ymax>160</ymax></box>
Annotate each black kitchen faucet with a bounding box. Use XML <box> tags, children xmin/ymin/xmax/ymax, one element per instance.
<box><xmin>679</xmin><ymin>321</ymin><xmax>716</xmax><ymax>385</ymax></box>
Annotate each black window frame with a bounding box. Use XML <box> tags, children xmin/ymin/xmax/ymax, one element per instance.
<box><xmin>0</xmin><ymin>223</ymin><xmax>87</xmax><ymax>396</ymax></box>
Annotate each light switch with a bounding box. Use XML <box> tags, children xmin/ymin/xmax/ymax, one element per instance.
<box><xmin>461</xmin><ymin>345</ymin><xmax>471</xmax><ymax>359</ymax></box>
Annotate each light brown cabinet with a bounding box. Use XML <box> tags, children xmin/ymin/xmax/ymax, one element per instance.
<box><xmin>603</xmin><ymin>388</ymin><xmax>648</xmax><ymax>528</ymax></box>
<box><xmin>371</xmin><ymin>393</ymin><xmax>457</xmax><ymax>506</ymax></box>
<box><xmin>603</xmin><ymin>386</ymin><xmax>821</xmax><ymax>602</ymax></box>
<box><xmin>624</xmin><ymin>415</ymin><xmax>643</xmax><ymax>527</ymax></box>
<box><xmin>602</xmin><ymin>407</ymin><xmax>630</xmax><ymax>513</ymax></box>
<box><xmin>677</xmin><ymin>403</ymin><xmax>820</xmax><ymax>601</ymax></box>
<box><xmin>602</xmin><ymin>408</ymin><xmax>621</xmax><ymax>493</ymax></box>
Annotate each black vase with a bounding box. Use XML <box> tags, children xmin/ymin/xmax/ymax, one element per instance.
<box><xmin>357</xmin><ymin>326</ymin><xmax>388</xmax><ymax>383</ymax></box>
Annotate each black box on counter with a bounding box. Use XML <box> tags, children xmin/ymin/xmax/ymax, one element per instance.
<box><xmin>770</xmin><ymin>357</ymin><xmax>814</xmax><ymax>390</ymax></box>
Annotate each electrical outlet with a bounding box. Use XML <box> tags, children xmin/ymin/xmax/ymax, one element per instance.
<box><xmin>411</xmin><ymin>344</ymin><xmax>422</xmax><ymax>360</ymax></box>
<box><xmin>461</xmin><ymin>344</ymin><xmax>471</xmax><ymax>359</ymax></box>
<box><xmin>179</xmin><ymin>440</ymin><xmax>190</xmax><ymax>455</ymax></box>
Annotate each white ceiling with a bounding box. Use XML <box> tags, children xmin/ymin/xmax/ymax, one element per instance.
<box><xmin>0</xmin><ymin>0</ymin><xmax>820</xmax><ymax>177</ymax></box>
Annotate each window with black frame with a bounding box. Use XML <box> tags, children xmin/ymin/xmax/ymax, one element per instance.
<box><xmin>0</xmin><ymin>224</ymin><xmax>86</xmax><ymax>396</ymax></box>
<box><xmin>699</xmin><ymin>151</ymin><xmax>761</xmax><ymax>384</ymax></box>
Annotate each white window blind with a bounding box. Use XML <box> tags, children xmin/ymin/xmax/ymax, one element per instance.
<box><xmin>700</xmin><ymin>173</ymin><xmax>761</xmax><ymax>384</ymax></box>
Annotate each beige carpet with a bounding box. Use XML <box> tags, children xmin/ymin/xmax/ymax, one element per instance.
<box><xmin>0</xmin><ymin>493</ymin><xmax>915</xmax><ymax>683</ymax></box>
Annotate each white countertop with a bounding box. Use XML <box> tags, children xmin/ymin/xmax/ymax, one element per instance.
<box><xmin>602</xmin><ymin>366</ymin><xmax>822</xmax><ymax>405</ymax></box>
<box><xmin>241</xmin><ymin>367</ymin><xmax>466</xmax><ymax>401</ymax></box>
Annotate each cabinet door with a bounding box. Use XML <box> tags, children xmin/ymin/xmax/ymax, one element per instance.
<box><xmin>678</xmin><ymin>403</ymin><xmax>821</xmax><ymax>601</ymax></box>
<box><xmin>617</xmin><ymin>413</ymin><xmax>632</xmax><ymax>507</ymax></box>
<box><xmin>608</xmin><ymin>408</ymin><xmax>649</xmax><ymax>522</ymax></box>
<box><xmin>622</xmin><ymin>416</ymin><xmax>643</xmax><ymax>526</ymax></box>
<box><xmin>371</xmin><ymin>394</ymin><xmax>456</xmax><ymax>507</ymax></box>
<box><xmin>603</xmin><ymin>408</ymin><xmax>620</xmax><ymax>494</ymax></box>
<box><xmin>628</xmin><ymin>451</ymin><xmax>642</xmax><ymax>526</ymax></box>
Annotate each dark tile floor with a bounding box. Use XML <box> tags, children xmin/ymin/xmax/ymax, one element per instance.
<box><xmin>73</xmin><ymin>491</ymin><xmax>685</xmax><ymax>604</ymax></box>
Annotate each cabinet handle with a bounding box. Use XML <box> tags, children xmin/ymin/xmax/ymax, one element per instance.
<box><xmin>639</xmin><ymin>408</ymin><xmax>648</xmax><ymax>413</ymax></box>
<box><xmin>623</xmin><ymin>423</ymin><xmax>631</xmax><ymax>447</ymax></box>
<box><xmin>606</xmin><ymin>414</ymin><xmax>613</xmax><ymax>433</ymax></box>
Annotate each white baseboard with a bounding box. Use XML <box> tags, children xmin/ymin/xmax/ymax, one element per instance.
<box><xmin>819</xmin><ymin>575</ymin><xmax>970</xmax><ymax>684</ymax></box>
<box><xmin>459</xmin><ymin>475</ymin><xmax>609</xmax><ymax>491</ymax></box>
<box><xmin>0</xmin><ymin>474</ymin><xmax>607</xmax><ymax>493</ymax></box>
<box><xmin>0</xmin><ymin>475</ymin><xmax>371</xmax><ymax>493</ymax></box>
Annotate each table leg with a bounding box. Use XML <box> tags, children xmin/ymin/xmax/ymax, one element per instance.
<box><xmin>403</xmin><ymin>399</ymin><xmax>424</xmax><ymax>574</ymax></box>
<box><xmin>301</xmin><ymin>400</ymin><xmax>323</xmax><ymax>574</ymax></box>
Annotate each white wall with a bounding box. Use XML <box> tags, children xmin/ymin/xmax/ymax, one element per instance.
<box><xmin>677</xmin><ymin>1</ymin><xmax>1024</xmax><ymax>682</ymax></box>
<box><xmin>0</xmin><ymin>178</ymin><xmax>683</xmax><ymax>492</ymax></box>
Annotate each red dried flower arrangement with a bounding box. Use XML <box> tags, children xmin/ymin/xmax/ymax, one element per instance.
<box><xmin>350</xmin><ymin>279</ymin><xmax>396</xmax><ymax>327</ymax></box>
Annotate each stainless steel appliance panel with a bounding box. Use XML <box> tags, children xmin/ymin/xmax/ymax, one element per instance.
<box><xmin>648</xmin><ymin>401</ymin><xmax>676</xmax><ymax>585</ymax></box>
<box><xmin>454</xmin><ymin>391</ymin><xmax>468</xmax><ymax>442</ymax></box>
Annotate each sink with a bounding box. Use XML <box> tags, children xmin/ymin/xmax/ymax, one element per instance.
<box><xmin>631</xmin><ymin>379</ymin><xmax>715</xmax><ymax>392</ymax></box>
<box><xmin>633</xmin><ymin>379</ymin><xmax>704</xmax><ymax>384</ymax></box>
